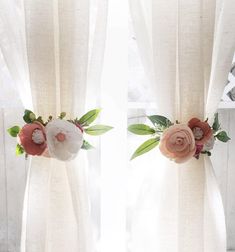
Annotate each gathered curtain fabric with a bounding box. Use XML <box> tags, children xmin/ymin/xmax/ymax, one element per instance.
<box><xmin>129</xmin><ymin>0</ymin><xmax>235</xmax><ymax>251</ymax></box>
<box><xmin>0</xmin><ymin>0</ymin><xmax>108</xmax><ymax>251</ymax></box>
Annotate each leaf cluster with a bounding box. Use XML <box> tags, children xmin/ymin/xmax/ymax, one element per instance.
<box><xmin>128</xmin><ymin>115</ymin><xmax>172</xmax><ymax>160</ymax></box>
<box><xmin>7</xmin><ymin>109</ymin><xmax>113</xmax><ymax>155</ymax></box>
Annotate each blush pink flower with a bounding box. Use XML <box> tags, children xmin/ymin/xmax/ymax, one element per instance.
<box><xmin>159</xmin><ymin>124</ymin><xmax>196</xmax><ymax>163</ymax></box>
<box><xmin>188</xmin><ymin>118</ymin><xmax>212</xmax><ymax>145</ymax></box>
<box><xmin>18</xmin><ymin>122</ymin><xmax>47</xmax><ymax>156</ymax></box>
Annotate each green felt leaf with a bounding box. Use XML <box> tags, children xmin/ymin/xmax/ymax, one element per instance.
<box><xmin>147</xmin><ymin>115</ymin><xmax>172</xmax><ymax>129</ymax></box>
<box><xmin>77</xmin><ymin>109</ymin><xmax>101</xmax><ymax>126</ymax></box>
<box><xmin>7</xmin><ymin>126</ymin><xmax>21</xmax><ymax>137</ymax></box>
<box><xmin>59</xmin><ymin>112</ymin><xmax>66</xmax><ymax>119</ymax></box>
<box><xmin>23</xmin><ymin>109</ymin><xmax>36</xmax><ymax>123</ymax></box>
<box><xmin>128</xmin><ymin>124</ymin><xmax>156</xmax><ymax>135</ymax></box>
<box><xmin>85</xmin><ymin>125</ymin><xmax>113</xmax><ymax>136</ymax></box>
<box><xmin>35</xmin><ymin>116</ymin><xmax>45</xmax><ymax>125</ymax></box>
<box><xmin>131</xmin><ymin>137</ymin><xmax>160</xmax><ymax>160</ymax></box>
<box><xmin>16</xmin><ymin>144</ymin><xmax>25</xmax><ymax>156</ymax></box>
<box><xmin>212</xmin><ymin>113</ymin><xmax>220</xmax><ymax>133</ymax></box>
<box><xmin>215</xmin><ymin>131</ymin><xmax>230</xmax><ymax>142</ymax></box>
<box><xmin>81</xmin><ymin>140</ymin><xmax>94</xmax><ymax>150</ymax></box>
<box><xmin>201</xmin><ymin>150</ymin><xmax>212</xmax><ymax>156</ymax></box>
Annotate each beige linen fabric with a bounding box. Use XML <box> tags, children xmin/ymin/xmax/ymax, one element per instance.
<box><xmin>0</xmin><ymin>0</ymin><xmax>108</xmax><ymax>251</ymax></box>
<box><xmin>130</xmin><ymin>0</ymin><xmax>235</xmax><ymax>251</ymax></box>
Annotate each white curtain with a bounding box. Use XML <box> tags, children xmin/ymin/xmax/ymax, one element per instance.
<box><xmin>0</xmin><ymin>0</ymin><xmax>108</xmax><ymax>251</ymax></box>
<box><xmin>129</xmin><ymin>0</ymin><xmax>235</xmax><ymax>251</ymax></box>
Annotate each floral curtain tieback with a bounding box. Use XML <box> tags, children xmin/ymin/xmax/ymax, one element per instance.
<box><xmin>128</xmin><ymin>113</ymin><xmax>230</xmax><ymax>163</ymax></box>
<box><xmin>7</xmin><ymin>109</ymin><xmax>113</xmax><ymax>161</ymax></box>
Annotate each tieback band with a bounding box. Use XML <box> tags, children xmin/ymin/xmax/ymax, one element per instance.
<box><xmin>7</xmin><ymin>109</ymin><xmax>113</xmax><ymax>161</ymax></box>
<box><xmin>128</xmin><ymin>113</ymin><xmax>230</xmax><ymax>163</ymax></box>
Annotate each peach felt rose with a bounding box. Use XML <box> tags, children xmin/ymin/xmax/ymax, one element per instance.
<box><xmin>188</xmin><ymin>118</ymin><xmax>213</xmax><ymax>145</ymax></box>
<box><xmin>18</xmin><ymin>122</ymin><xmax>47</xmax><ymax>156</ymax></box>
<box><xmin>159</xmin><ymin>124</ymin><xmax>196</xmax><ymax>163</ymax></box>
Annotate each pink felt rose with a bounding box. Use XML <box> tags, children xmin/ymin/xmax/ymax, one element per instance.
<box><xmin>18</xmin><ymin>122</ymin><xmax>47</xmax><ymax>156</ymax></box>
<box><xmin>188</xmin><ymin>118</ymin><xmax>213</xmax><ymax>145</ymax></box>
<box><xmin>159</xmin><ymin>124</ymin><xmax>196</xmax><ymax>163</ymax></box>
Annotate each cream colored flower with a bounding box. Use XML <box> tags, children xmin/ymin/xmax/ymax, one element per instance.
<box><xmin>45</xmin><ymin>119</ymin><xmax>83</xmax><ymax>161</ymax></box>
<box><xmin>203</xmin><ymin>136</ymin><xmax>215</xmax><ymax>151</ymax></box>
<box><xmin>159</xmin><ymin>124</ymin><xmax>196</xmax><ymax>163</ymax></box>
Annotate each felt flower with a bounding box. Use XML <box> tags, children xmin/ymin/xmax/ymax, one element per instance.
<box><xmin>18</xmin><ymin>122</ymin><xmax>47</xmax><ymax>155</ymax></box>
<box><xmin>188</xmin><ymin>118</ymin><xmax>212</xmax><ymax>145</ymax></box>
<box><xmin>45</xmin><ymin>119</ymin><xmax>83</xmax><ymax>161</ymax></box>
<box><xmin>203</xmin><ymin>135</ymin><xmax>215</xmax><ymax>151</ymax></box>
<box><xmin>159</xmin><ymin>124</ymin><xmax>196</xmax><ymax>163</ymax></box>
<box><xmin>194</xmin><ymin>144</ymin><xmax>204</xmax><ymax>159</ymax></box>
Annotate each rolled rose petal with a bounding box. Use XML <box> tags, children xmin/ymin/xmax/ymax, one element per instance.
<box><xmin>18</xmin><ymin>122</ymin><xmax>47</xmax><ymax>156</ymax></box>
<box><xmin>188</xmin><ymin>118</ymin><xmax>212</xmax><ymax>145</ymax></box>
<box><xmin>159</xmin><ymin>124</ymin><xmax>196</xmax><ymax>163</ymax></box>
<box><xmin>45</xmin><ymin>119</ymin><xmax>83</xmax><ymax>161</ymax></box>
<box><xmin>194</xmin><ymin>144</ymin><xmax>204</xmax><ymax>159</ymax></box>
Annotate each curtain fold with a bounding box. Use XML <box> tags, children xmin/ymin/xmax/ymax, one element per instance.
<box><xmin>22</xmin><ymin>0</ymin><xmax>92</xmax><ymax>249</ymax></box>
<box><xmin>206</xmin><ymin>0</ymin><xmax>235</xmax><ymax>119</ymax></box>
<box><xmin>130</xmin><ymin>0</ymin><xmax>235</xmax><ymax>251</ymax></box>
<box><xmin>0</xmin><ymin>0</ymin><xmax>108</xmax><ymax>251</ymax></box>
<box><xmin>0</xmin><ymin>107</ymin><xmax>29</xmax><ymax>252</ymax></box>
<box><xmin>0</xmin><ymin>0</ymin><xmax>32</xmax><ymax>109</ymax></box>
<box><xmin>23</xmin><ymin>0</ymin><xmax>89</xmax><ymax>117</ymax></box>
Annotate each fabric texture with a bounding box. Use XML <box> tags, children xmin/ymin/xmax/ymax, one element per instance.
<box><xmin>0</xmin><ymin>0</ymin><xmax>108</xmax><ymax>251</ymax></box>
<box><xmin>129</xmin><ymin>0</ymin><xmax>235</xmax><ymax>251</ymax></box>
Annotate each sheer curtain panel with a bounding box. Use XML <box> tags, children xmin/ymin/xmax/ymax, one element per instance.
<box><xmin>0</xmin><ymin>0</ymin><xmax>108</xmax><ymax>251</ymax></box>
<box><xmin>129</xmin><ymin>0</ymin><xmax>235</xmax><ymax>251</ymax></box>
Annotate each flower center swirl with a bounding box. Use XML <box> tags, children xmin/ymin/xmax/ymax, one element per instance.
<box><xmin>55</xmin><ymin>132</ymin><xmax>66</xmax><ymax>142</ymax></box>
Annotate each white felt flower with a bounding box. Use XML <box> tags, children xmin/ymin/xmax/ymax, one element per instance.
<box><xmin>45</xmin><ymin>119</ymin><xmax>83</xmax><ymax>161</ymax></box>
<box><xmin>203</xmin><ymin>135</ymin><xmax>215</xmax><ymax>151</ymax></box>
